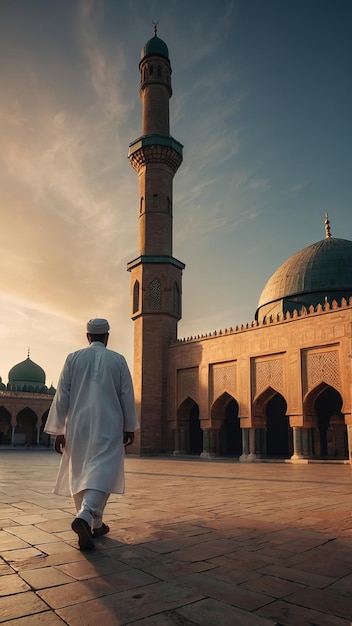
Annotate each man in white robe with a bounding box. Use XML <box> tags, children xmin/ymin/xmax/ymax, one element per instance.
<box><xmin>45</xmin><ymin>318</ymin><xmax>139</xmax><ymax>550</ymax></box>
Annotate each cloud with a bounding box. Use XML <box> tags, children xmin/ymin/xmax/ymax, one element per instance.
<box><xmin>0</xmin><ymin>8</ymin><xmax>136</xmax><ymax>326</ymax></box>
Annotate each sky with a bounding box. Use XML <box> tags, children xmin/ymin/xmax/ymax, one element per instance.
<box><xmin>0</xmin><ymin>0</ymin><xmax>351</xmax><ymax>387</ymax></box>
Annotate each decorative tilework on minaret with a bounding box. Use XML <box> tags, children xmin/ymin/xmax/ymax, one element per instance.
<box><xmin>127</xmin><ymin>29</ymin><xmax>185</xmax><ymax>454</ymax></box>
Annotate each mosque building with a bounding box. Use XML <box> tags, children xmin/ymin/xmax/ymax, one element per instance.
<box><xmin>0</xmin><ymin>352</ymin><xmax>55</xmax><ymax>446</ymax></box>
<box><xmin>1</xmin><ymin>30</ymin><xmax>351</xmax><ymax>462</ymax></box>
<box><xmin>127</xmin><ymin>28</ymin><xmax>352</xmax><ymax>463</ymax></box>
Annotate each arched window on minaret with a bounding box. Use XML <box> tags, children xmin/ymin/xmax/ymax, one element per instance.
<box><xmin>173</xmin><ymin>282</ymin><xmax>181</xmax><ymax>315</ymax></box>
<box><xmin>140</xmin><ymin>197</ymin><xmax>144</xmax><ymax>214</ymax></box>
<box><xmin>149</xmin><ymin>65</ymin><xmax>154</xmax><ymax>76</ymax></box>
<box><xmin>143</xmin><ymin>67</ymin><xmax>147</xmax><ymax>81</ymax></box>
<box><xmin>153</xmin><ymin>194</ymin><xmax>158</xmax><ymax>209</ymax></box>
<box><xmin>157</xmin><ymin>65</ymin><xmax>162</xmax><ymax>78</ymax></box>
<box><xmin>133</xmin><ymin>280</ymin><xmax>140</xmax><ymax>314</ymax></box>
<box><xmin>149</xmin><ymin>278</ymin><xmax>161</xmax><ymax>309</ymax></box>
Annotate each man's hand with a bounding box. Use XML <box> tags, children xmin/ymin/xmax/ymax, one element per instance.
<box><xmin>54</xmin><ymin>435</ymin><xmax>66</xmax><ymax>454</ymax></box>
<box><xmin>123</xmin><ymin>432</ymin><xmax>134</xmax><ymax>447</ymax></box>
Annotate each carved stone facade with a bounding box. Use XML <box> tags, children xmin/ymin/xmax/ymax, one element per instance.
<box><xmin>0</xmin><ymin>391</ymin><xmax>53</xmax><ymax>446</ymax></box>
<box><xmin>168</xmin><ymin>300</ymin><xmax>352</xmax><ymax>462</ymax></box>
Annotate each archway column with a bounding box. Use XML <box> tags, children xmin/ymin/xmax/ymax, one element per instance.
<box><xmin>11</xmin><ymin>425</ymin><xmax>15</xmax><ymax>446</ymax></box>
<box><xmin>173</xmin><ymin>428</ymin><xmax>188</xmax><ymax>455</ymax></box>
<box><xmin>301</xmin><ymin>428</ymin><xmax>310</xmax><ymax>457</ymax></box>
<box><xmin>200</xmin><ymin>429</ymin><xmax>218</xmax><ymax>458</ymax></box>
<box><xmin>248</xmin><ymin>428</ymin><xmax>257</xmax><ymax>461</ymax></box>
<box><xmin>290</xmin><ymin>426</ymin><xmax>308</xmax><ymax>463</ymax></box>
<box><xmin>347</xmin><ymin>425</ymin><xmax>352</xmax><ymax>463</ymax></box>
<box><xmin>239</xmin><ymin>428</ymin><xmax>249</xmax><ymax>461</ymax></box>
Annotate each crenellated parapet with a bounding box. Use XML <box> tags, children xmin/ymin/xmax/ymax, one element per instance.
<box><xmin>174</xmin><ymin>297</ymin><xmax>352</xmax><ymax>344</ymax></box>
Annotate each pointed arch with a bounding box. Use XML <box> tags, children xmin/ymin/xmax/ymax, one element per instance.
<box><xmin>0</xmin><ymin>406</ymin><xmax>11</xmax><ymax>445</ymax></box>
<box><xmin>304</xmin><ymin>383</ymin><xmax>346</xmax><ymax>458</ymax></box>
<box><xmin>177</xmin><ymin>396</ymin><xmax>202</xmax><ymax>455</ymax></box>
<box><xmin>211</xmin><ymin>392</ymin><xmax>241</xmax><ymax>456</ymax></box>
<box><xmin>15</xmin><ymin>407</ymin><xmax>38</xmax><ymax>445</ymax></box>
<box><xmin>266</xmin><ymin>393</ymin><xmax>290</xmax><ymax>458</ymax></box>
<box><xmin>133</xmin><ymin>280</ymin><xmax>140</xmax><ymax>314</ymax></box>
<box><xmin>252</xmin><ymin>386</ymin><xmax>278</xmax><ymax>422</ymax></box>
<box><xmin>253</xmin><ymin>387</ymin><xmax>291</xmax><ymax>458</ymax></box>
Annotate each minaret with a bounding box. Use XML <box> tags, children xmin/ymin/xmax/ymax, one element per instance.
<box><xmin>127</xmin><ymin>27</ymin><xmax>184</xmax><ymax>454</ymax></box>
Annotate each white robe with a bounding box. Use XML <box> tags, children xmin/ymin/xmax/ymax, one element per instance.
<box><xmin>45</xmin><ymin>342</ymin><xmax>139</xmax><ymax>497</ymax></box>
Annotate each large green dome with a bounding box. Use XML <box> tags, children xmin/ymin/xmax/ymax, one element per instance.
<box><xmin>256</xmin><ymin>237</ymin><xmax>352</xmax><ymax>320</ymax></box>
<box><xmin>141</xmin><ymin>34</ymin><xmax>169</xmax><ymax>60</ymax></box>
<box><xmin>8</xmin><ymin>356</ymin><xmax>46</xmax><ymax>391</ymax></box>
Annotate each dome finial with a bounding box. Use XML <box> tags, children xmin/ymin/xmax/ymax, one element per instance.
<box><xmin>152</xmin><ymin>20</ymin><xmax>159</xmax><ymax>36</ymax></box>
<box><xmin>27</xmin><ymin>346</ymin><xmax>30</xmax><ymax>358</ymax></box>
<box><xmin>325</xmin><ymin>212</ymin><xmax>331</xmax><ymax>239</ymax></box>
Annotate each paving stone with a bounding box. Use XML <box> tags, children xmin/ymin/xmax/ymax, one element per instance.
<box><xmin>285</xmin><ymin>586</ymin><xmax>352</xmax><ymax>620</ymax></box>
<box><xmin>146</xmin><ymin>559</ymin><xmax>214</xmax><ymax>581</ymax></box>
<box><xmin>0</xmin><ymin>614</ymin><xmax>65</xmax><ymax>626</ymax></box>
<box><xmin>0</xmin><ymin>532</ymin><xmax>31</xmax><ymax>550</ymax></box>
<box><xmin>56</xmin><ymin>581</ymin><xmax>204</xmax><ymax>625</ymax></box>
<box><xmin>19</xmin><ymin>566</ymin><xmax>76</xmax><ymax>589</ymax></box>
<box><xmin>176</xmin><ymin>597</ymin><xmax>277</xmax><ymax>626</ymax></box>
<box><xmin>5</xmin><ymin>526</ymin><xmax>59</xmax><ymax>545</ymax></box>
<box><xmin>239</xmin><ymin>573</ymin><xmax>305</xmax><ymax>597</ymax></box>
<box><xmin>168</xmin><ymin>539</ymin><xmax>238</xmax><ymax>562</ymax></box>
<box><xmin>0</xmin><ymin>573</ymin><xmax>30</xmax><ymax>595</ymax></box>
<box><xmin>1</xmin><ymin>547</ymin><xmax>45</xmax><ymax>563</ymax></box>
<box><xmin>255</xmin><ymin>599</ymin><xmax>350</xmax><ymax>625</ymax></box>
<box><xmin>259</xmin><ymin>563</ymin><xmax>336</xmax><ymax>588</ymax></box>
<box><xmin>56</xmin><ymin>556</ymin><xmax>135</xmax><ymax>580</ymax></box>
<box><xmin>38</xmin><ymin>569</ymin><xmax>160</xmax><ymax>608</ymax></box>
<box><xmin>0</xmin><ymin>591</ymin><xmax>48</xmax><ymax>622</ymax></box>
<box><xmin>174</xmin><ymin>573</ymin><xmax>275</xmax><ymax>611</ymax></box>
<box><xmin>203</xmin><ymin>565</ymin><xmax>266</xmax><ymax>585</ymax></box>
<box><xmin>123</xmin><ymin>613</ymin><xmax>197</xmax><ymax>625</ymax></box>
<box><xmin>328</xmin><ymin>573</ymin><xmax>352</xmax><ymax>595</ymax></box>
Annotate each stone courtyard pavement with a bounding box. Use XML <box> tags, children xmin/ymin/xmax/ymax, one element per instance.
<box><xmin>0</xmin><ymin>452</ymin><xmax>352</xmax><ymax>626</ymax></box>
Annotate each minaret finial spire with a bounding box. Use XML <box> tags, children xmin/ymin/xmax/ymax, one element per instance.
<box><xmin>27</xmin><ymin>347</ymin><xmax>30</xmax><ymax>358</ymax></box>
<box><xmin>325</xmin><ymin>212</ymin><xmax>331</xmax><ymax>239</ymax></box>
<box><xmin>152</xmin><ymin>20</ymin><xmax>159</xmax><ymax>36</ymax></box>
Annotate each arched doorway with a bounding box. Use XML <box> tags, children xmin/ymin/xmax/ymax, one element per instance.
<box><xmin>212</xmin><ymin>393</ymin><xmax>241</xmax><ymax>456</ymax></box>
<box><xmin>0</xmin><ymin>407</ymin><xmax>11</xmax><ymax>445</ymax></box>
<box><xmin>266</xmin><ymin>393</ymin><xmax>291</xmax><ymax>458</ymax></box>
<box><xmin>15</xmin><ymin>408</ymin><xmax>37</xmax><ymax>446</ymax></box>
<box><xmin>177</xmin><ymin>397</ymin><xmax>203</xmax><ymax>455</ymax></box>
<box><xmin>313</xmin><ymin>386</ymin><xmax>346</xmax><ymax>458</ymax></box>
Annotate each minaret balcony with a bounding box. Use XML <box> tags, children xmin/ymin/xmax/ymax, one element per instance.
<box><xmin>129</xmin><ymin>134</ymin><xmax>183</xmax><ymax>173</ymax></box>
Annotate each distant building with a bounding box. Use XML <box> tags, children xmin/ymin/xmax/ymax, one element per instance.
<box><xmin>127</xmin><ymin>30</ymin><xmax>352</xmax><ymax>462</ymax></box>
<box><xmin>0</xmin><ymin>354</ymin><xmax>55</xmax><ymax>446</ymax></box>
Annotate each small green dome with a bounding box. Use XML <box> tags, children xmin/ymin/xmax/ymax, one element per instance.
<box><xmin>141</xmin><ymin>34</ymin><xmax>169</xmax><ymax>60</ymax></box>
<box><xmin>256</xmin><ymin>237</ymin><xmax>352</xmax><ymax>319</ymax></box>
<box><xmin>8</xmin><ymin>356</ymin><xmax>46</xmax><ymax>390</ymax></box>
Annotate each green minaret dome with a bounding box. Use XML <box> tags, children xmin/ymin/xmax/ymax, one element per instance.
<box><xmin>8</xmin><ymin>356</ymin><xmax>46</xmax><ymax>388</ymax></box>
<box><xmin>141</xmin><ymin>33</ymin><xmax>169</xmax><ymax>60</ymax></box>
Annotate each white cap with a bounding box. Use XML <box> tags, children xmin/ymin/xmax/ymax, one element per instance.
<box><xmin>86</xmin><ymin>318</ymin><xmax>110</xmax><ymax>334</ymax></box>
